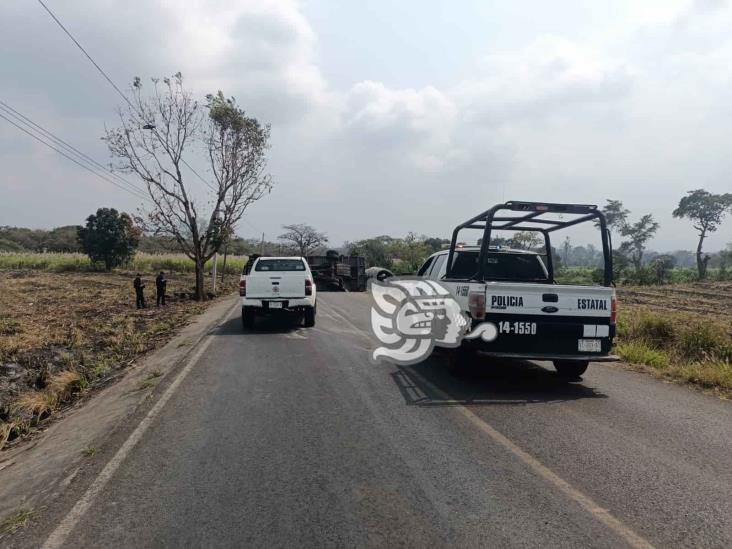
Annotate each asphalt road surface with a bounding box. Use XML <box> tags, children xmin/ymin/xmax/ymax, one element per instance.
<box><xmin>38</xmin><ymin>293</ymin><xmax>732</xmax><ymax>548</ymax></box>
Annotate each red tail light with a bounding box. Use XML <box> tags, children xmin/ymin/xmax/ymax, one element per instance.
<box><xmin>610</xmin><ymin>295</ymin><xmax>617</xmax><ymax>325</ymax></box>
<box><xmin>469</xmin><ymin>291</ymin><xmax>486</xmax><ymax>320</ymax></box>
<box><xmin>239</xmin><ymin>278</ymin><xmax>246</xmax><ymax>296</ymax></box>
<box><xmin>305</xmin><ymin>278</ymin><xmax>313</xmax><ymax>296</ymax></box>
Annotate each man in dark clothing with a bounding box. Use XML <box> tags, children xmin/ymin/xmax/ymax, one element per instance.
<box><xmin>155</xmin><ymin>271</ymin><xmax>167</xmax><ymax>306</ymax></box>
<box><xmin>133</xmin><ymin>274</ymin><xmax>146</xmax><ymax>309</ymax></box>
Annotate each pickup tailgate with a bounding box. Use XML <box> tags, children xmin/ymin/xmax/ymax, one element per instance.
<box><xmin>485</xmin><ymin>282</ymin><xmax>612</xmax><ymax>318</ymax></box>
<box><xmin>479</xmin><ymin>282</ymin><xmax>615</xmax><ymax>356</ymax></box>
<box><xmin>246</xmin><ymin>272</ymin><xmax>305</xmax><ymax>299</ymax></box>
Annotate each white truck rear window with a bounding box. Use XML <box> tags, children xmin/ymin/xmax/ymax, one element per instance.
<box><xmin>254</xmin><ymin>259</ymin><xmax>306</xmax><ymax>272</ymax></box>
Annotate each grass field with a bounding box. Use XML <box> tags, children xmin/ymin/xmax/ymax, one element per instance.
<box><xmin>0</xmin><ymin>270</ymin><xmax>239</xmax><ymax>450</ymax></box>
<box><xmin>0</xmin><ymin>252</ymin><xmax>248</xmax><ymax>274</ymax></box>
<box><xmin>615</xmin><ymin>282</ymin><xmax>732</xmax><ymax>396</ymax></box>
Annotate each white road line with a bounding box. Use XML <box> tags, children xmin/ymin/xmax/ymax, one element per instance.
<box><xmin>319</xmin><ymin>297</ymin><xmax>655</xmax><ymax>549</ymax></box>
<box><xmin>42</xmin><ymin>302</ymin><xmax>238</xmax><ymax>549</ymax></box>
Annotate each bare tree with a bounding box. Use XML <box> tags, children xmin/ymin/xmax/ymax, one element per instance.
<box><xmin>279</xmin><ymin>224</ymin><xmax>328</xmax><ymax>256</ymax></box>
<box><xmin>104</xmin><ymin>74</ymin><xmax>272</xmax><ymax>299</ymax></box>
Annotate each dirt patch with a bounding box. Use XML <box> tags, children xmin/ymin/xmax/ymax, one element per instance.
<box><xmin>617</xmin><ymin>281</ymin><xmax>732</xmax><ymax>319</ymax></box>
<box><xmin>0</xmin><ymin>271</ymin><xmax>237</xmax><ymax>449</ymax></box>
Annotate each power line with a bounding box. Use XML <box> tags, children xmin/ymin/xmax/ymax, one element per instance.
<box><xmin>0</xmin><ymin>111</ymin><xmax>151</xmax><ymax>202</ymax></box>
<box><xmin>36</xmin><ymin>0</ymin><xmax>129</xmax><ymax>104</ymax></box>
<box><xmin>36</xmin><ymin>0</ymin><xmax>216</xmax><ymax>192</ymax></box>
<box><xmin>0</xmin><ymin>99</ymin><xmax>149</xmax><ymax>199</ymax></box>
<box><xmin>0</xmin><ymin>103</ymin><xmax>150</xmax><ymax>201</ymax></box>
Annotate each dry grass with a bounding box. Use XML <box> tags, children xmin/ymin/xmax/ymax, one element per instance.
<box><xmin>0</xmin><ymin>271</ymin><xmax>238</xmax><ymax>449</ymax></box>
<box><xmin>0</xmin><ymin>421</ymin><xmax>14</xmax><ymax>448</ymax></box>
<box><xmin>0</xmin><ymin>509</ymin><xmax>36</xmax><ymax>536</ymax></box>
<box><xmin>12</xmin><ymin>391</ymin><xmax>57</xmax><ymax>419</ymax></box>
<box><xmin>615</xmin><ymin>285</ymin><xmax>732</xmax><ymax>397</ymax></box>
<box><xmin>46</xmin><ymin>370</ymin><xmax>82</xmax><ymax>401</ymax></box>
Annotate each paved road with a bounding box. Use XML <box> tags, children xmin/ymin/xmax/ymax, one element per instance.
<box><xmin>41</xmin><ymin>293</ymin><xmax>732</xmax><ymax>547</ymax></box>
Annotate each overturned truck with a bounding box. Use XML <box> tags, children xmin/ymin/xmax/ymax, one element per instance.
<box><xmin>306</xmin><ymin>250</ymin><xmax>367</xmax><ymax>292</ymax></box>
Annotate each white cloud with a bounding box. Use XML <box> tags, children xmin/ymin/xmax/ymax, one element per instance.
<box><xmin>2</xmin><ymin>0</ymin><xmax>732</xmax><ymax>250</ymax></box>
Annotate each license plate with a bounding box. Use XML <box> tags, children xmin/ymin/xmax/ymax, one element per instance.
<box><xmin>578</xmin><ymin>339</ymin><xmax>601</xmax><ymax>352</ymax></box>
<box><xmin>269</xmin><ymin>302</ymin><xmax>283</xmax><ymax>309</ymax></box>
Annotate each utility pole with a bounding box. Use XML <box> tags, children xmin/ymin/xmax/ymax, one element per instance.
<box><xmin>212</xmin><ymin>251</ymin><xmax>218</xmax><ymax>294</ymax></box>
<box><xmin>212</xmin><ymin>209</ymin><xmax>220</xmax><ymax>295</ymax></box>
<box><xmin>260</xmin><ymin>232</ymin><xmax>265</xmax><ymax>255</ymax></box>
<box><xmin>220</xmin><ymin>238</ymin><xmax>228</xmax><ymax>286</ymax></box>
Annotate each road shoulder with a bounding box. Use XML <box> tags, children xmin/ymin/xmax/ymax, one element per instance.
<box><xmin>0</xmin><ymin>295</ymin><xmax>238</xmax><ymax>539</ymax></box>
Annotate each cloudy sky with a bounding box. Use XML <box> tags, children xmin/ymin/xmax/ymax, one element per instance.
<box><xmin>1</xmin><ymin>0</ymin><xmax>731</xmax><ymax>251</ymax></box>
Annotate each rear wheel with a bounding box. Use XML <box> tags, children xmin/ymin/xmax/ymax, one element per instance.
<box><xmin>553</xmin><ymin>360</ymin><xmax>589</xmax><ymax>378</ymax></box>
<box><xmin>241</xmin><ymin>307</ymin><xmax>255</xmax><ymax>330</ymax></box>
<box><xmin>303</xmin><ymin>305</ymin><xmax>316</xmax><ymax>327</ymax></box>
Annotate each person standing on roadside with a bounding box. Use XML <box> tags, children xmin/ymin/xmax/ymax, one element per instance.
<box><xmin>156</xmin><ymin>271</ymin><xmax>167</xmax><ymax>306</ymax></box>
<box><xmin>134</xmin><ymin>274</ymin><xmax>146</xmax><ymax>309</ymax></box>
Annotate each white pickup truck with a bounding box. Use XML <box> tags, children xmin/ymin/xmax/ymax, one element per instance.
<box><xmin>419</xmin><ymin>201</ymin><xmax>618</xmax><ymax>377</ymax></box>
<box><xmin>239</xmin><ymin>256</ymin><xmax>317</xmax><ymax>329</ymax></box>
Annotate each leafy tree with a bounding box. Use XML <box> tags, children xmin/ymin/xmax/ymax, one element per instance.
<box><xmin>672</xmin><ymin>189</ymin><xmax>732</xmax><ymax>279</ymax></box>
<box><xmin>0</xmin><ymin>238</ymin><xmax>24</xmax><ymax>252</ymax></box>
<box><xmin>104</xmin><ymin>74</ymin><xmax>272</xmax><ymax>300</ymax></box>
<box><xmin>619</xmin><ymin>214</ymin><xmax>659</xmax><ymax>272</ymax></box>
<box><xmin>509</xmin><ymin>231</ymin><xmax>543</xmax><ymax>250</ymax></box>
<box><xmin>349</xmin><ymin>237</ymin><xmax>393</xmax><ymax>268</ymax></box>
<box><xmin>423</xmin><ymin>237</ymin><xmax>450</xmax><ymax>254</ymax></box>
<box><xmin>45</xmin><ymin>226</ymin><xmax>83</xmax><ymax>252</ymax></box>
<box><xmin>278</xmin><ymin>224</ymin><xmax>328</xmax><ymax>256</ymax></box>
<box><xmin>595</xmin><ymin>199</ymin><xmax>630</xmax><ymax>241</ymax></box>
<box><xmin>387</xmin><ymin>232</ymin><xmax>431</xmax><ymax>273</ymax></box>
<box><xmin>77</xmin><ymin>208</ymin><xmax>140</xmax><ymax>270</ymax></box>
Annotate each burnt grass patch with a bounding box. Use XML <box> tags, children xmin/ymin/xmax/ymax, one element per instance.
<box><xmin>0</xmin><ymin>271</ymin><xmax>236</xmax><ymax>449</ymax></box>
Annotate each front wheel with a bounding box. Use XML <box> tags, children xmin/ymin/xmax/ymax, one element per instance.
<box><xmin>303</xmin><ymin>305</ymin><xmax>316</xmax><ymax>327</ymax></box>
<box><xmin>553</xmin><ymin>360</ymin><xmax>589</xmax><ymax>378</ymax></box>
<box><xmin>242</xmin><ymin>307</ymin><xmax>255</xmax><ymax>330</ymax></box>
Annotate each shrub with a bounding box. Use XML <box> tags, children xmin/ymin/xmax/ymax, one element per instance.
<box><xmin>677</xmin><ymin>323</ymin><xmax>731</xmax><ymax>362</ymax></box>
<box><xmin>631</xmin><ymin>315</ymin><xmax>676</xmax><ymax>348</ymax></box>
<box><xmin>673</xmin><ymin>360</ymin><xmax>732</xmax><ymax>390</ymax></box>
<box><xmin>616</xmin><ymin>341</ymin><xmax>670</xmax><ymax>368</ymax></box>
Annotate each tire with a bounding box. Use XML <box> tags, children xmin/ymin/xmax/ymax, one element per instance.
<box><xmin>241</xmin><ymin>307</ymin><xmax>255</xmax><ymax>330</ymax></box>
<box><xmin>303</xmin><ymin>305</ymin><xmax>316</xmax><ymax>327</ymax></box>
<box><xmin>553</xmin><ymin>360</ymin><xmax>589</xmax><ymax>378</ymax></box>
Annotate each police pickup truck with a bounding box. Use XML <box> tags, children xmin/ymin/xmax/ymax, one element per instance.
<box><xmin>418</xmin><ymin>201</ymin><xmax>618</xmax><ymax>377</ymax></box>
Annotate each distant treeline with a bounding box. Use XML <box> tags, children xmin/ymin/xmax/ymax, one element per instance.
<box><xmin>557</xmin><ymin>243</ymin><xmax>731</xmax><ymax>270</ymax></box>
<box><xmin>0</xmin><ymin>225</ymin><xmax>265</xmax><ymax>256</ymax></box>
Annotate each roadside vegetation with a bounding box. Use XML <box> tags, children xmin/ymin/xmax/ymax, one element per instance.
<box><xmin>614</xmin><ymin>283</ymin><xmax>732</xmax><ymax>397</ymax></box>
<box><xmin>0</xmin><ymin>252</ymin><xmax>247</xmax><ymax>275</ymax></box>
<box><xmin>0</xmin><ymin>266</ymin><xmax>240</xmax><ymax>450</ymax></box>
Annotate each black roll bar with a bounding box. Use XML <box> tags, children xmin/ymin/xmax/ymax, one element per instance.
<box><xmin>445</xmin><ymin>201</ymin><xmax>613</xmax><ymax>286</ymax></box>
